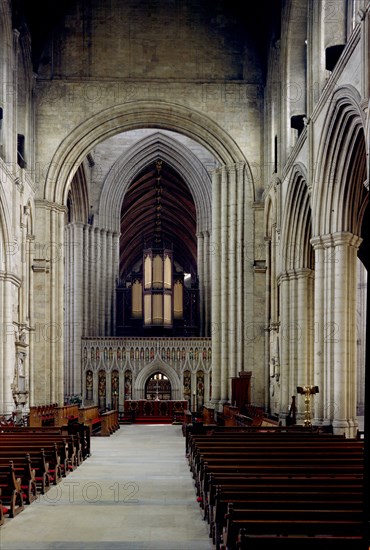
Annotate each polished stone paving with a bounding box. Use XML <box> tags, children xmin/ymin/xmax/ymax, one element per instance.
<box><xmin>0</xmin><ymin>424</ymin><xmax>212</xmax><ymax>550</ymax></box>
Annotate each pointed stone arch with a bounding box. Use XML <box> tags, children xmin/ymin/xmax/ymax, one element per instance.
<box><xmin>278</xmin><ymin>163</ymin><xmax>314</xmax><ymax>421</ymax></box>
<box><xmin>133</xmin><ymin>360</ymin><xmax>181</xmax><ymax>400</ymax></box>
<box><xmin>281</xmin><ymin>163</ymin><xmax>313</xmax><ymax>272</ymax></box>
<box><xmin>313</xmin><ymin>85</ymin><xmax>367</xmax><ymax>237</ymax></box>
<box><xmin>43</xmin><ymin>100</ymin><xmax>250</xmax><ymax>205</ymax></box>
<box><xmin>97</xmin><ymin>131</ymin><xmax>212</xmax><ymax>234</ymax></box>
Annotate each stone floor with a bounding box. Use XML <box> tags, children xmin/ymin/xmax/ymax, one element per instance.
<box><xmin>0</xmin><ymin>424</ymin><xmax>212</xmax><ymax>550</ymax></box>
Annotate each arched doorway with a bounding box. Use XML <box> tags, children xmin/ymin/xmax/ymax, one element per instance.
<box><xmin>145</xmin><ymin>372</ymin><xmax>171</xmax><ymax>400</ymax></box>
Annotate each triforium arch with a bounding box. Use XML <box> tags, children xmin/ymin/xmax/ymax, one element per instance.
<box><xmin>40</xmin><ymin>100</ymin><xmax>256</xmax><ymax>408</ymax></box>
<box><xmin>279</xmin><ymin>164</ymin><xmax>314</xmax><ymax>423</ymax></box>
<box><xmin>311</xmin><ymin>85</ymin><xmax>368</xmax><ymax>437</ymax></box>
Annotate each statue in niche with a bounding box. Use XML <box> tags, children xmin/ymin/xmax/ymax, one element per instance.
<box><xmin>183</xmin><ymin>370</ymin><xmax>191</xmax><ymax>399</ymax></box>
<box><xmin>124</xmin><ymin>370</ymin><xmax>132</xmax><ymax>399</ymax></box>
<box><xmin>197</xmin><ymin>371</ymin><xmax>204</xmax><ymax>398</ymax></box>
<box><xmin>112</xmin><ymin>370</ymin><xmax>119</xmax><ymax>409</ymax></box>
<box><xmin>98</xmin><ymin>371</ymin><xmax>106</xmax><ymax>397</ymax></box>
<box><xmin>86</xmin><ymin>370</ymin><xmax>93</xmax><ymax>401</ymax></box>
<box><xmin>98</xmin><ymin>370</ymin><xmax>106</xmax><ymax>409</ymax></box>
<box><xmin>18</xmin><ymin>328</ymin><xmax>26</xmax><ymax>343</ymax></box>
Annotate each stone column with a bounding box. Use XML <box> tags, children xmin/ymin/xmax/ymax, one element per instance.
<box><xmin>288</xmin><ymin>272</ymin><xmax>298</xmax><ymax>403</ymax></box>
<box><xmin>311</xmin><ymin>236</ymin><xmax>325</xmax><ymax>424</ymax></box>
<box><xmin>296</xmin><ymin>268</ymin><xmax>314</xmax><ymax>383</ymax></box>
<box><xmin>106</xmin><ymin>231</ymin><xmax>113</xmax><ymax>335</ymax></box>
<box><xmin>211</xmin><ymin>169</ymin><xmax>221</xmax><ymax>404</ymax></box>
<box><xmin>112</xmin><ymin>232</ymin><xmax>120</xmax><ymax>336</ymax></box>
<box><xmin>228</xmin><ymin>165</ymin><xmax>237</xmax><ymax>381</ymax></box>
<box><xmin>0</xmin><ymin>275</ymin><xmax>20</xmax><ymax>414</ymax></box>
<box><xmin>197</xmin><ymin>232</ymin><xmax>204</xmax><ymax>336</ymax></box>
<box><xmin>278</xmin><ymin>273</ymin><xmax>290</xmax><ymax>420</ymax></box>
<box><xmin>322</xmin><ymin>235</ymin><xmax>337</xmax><ymax>428</ymax></box>
<box><xmin>264</xmin><ymin>236</ymin><xmax>271</xmax><ymax>409</ymax></box>
<box><xmin>331</xmin><ymin>232</ymin><xmax>362</xmax><ymax>437</ymax></box>
<box><xmin>64</xmin><ymin>222</ymin><xmax>85</xmax><ymax>399</ymax></box>
<box><xmin>99</xmin><ymin>229</ymin><xmax>107</xmax><ymax>335</ymax></box>
<box><xmin>203</xmin><ymin>230</ymin><xmax>210</xmax><ymax>337</ymax></box>
<box><xmin>33</xmin><ymin>200</ymin><xmax>66</xmax><ymax>405</ymax></box>
<box><xmin>211</xmin><ymin>162</ymin><xmax>252</xmax><ymax>406</ymax></box>
<box><xmin>94</xmin><ymin>228</ymin><xmax>101</xmax><ymax>335</ymax></box>
<box><xmin>10</xmin><ymin>30</ymin><xmax>19</xmax><ymax>167</ymax></box>
<box><xmin>220</xmin><ymin>166</ymin><xmax>229</xmax><ymax>401</ymax></box>
<box><xmin>236</xmin><ymin>164</ymin><xmax>244</xmax><ymax>375</ymax></box>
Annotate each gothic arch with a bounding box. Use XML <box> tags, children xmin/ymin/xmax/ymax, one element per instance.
<box><xmin>281</xmin><ymin>163</ymin><xmax>313</xmax><ymax>272</ymax></box>
<box><xmin>43</xmin><ymin>100</ymin><xmax>250</xmax><ymax>206</ymax></box>
<box><xmin>97</xmin><ymin>132</ymin><xmax>212</xmax><ymax>234</ymax></box>
<box><xmin>133</xmin><ymin>360</ymin><xmax>182</xmax><ymax>400</ymax></box>
<box><xmin>313</xmin><ymin>85</ymin><xmax>367</xmax><ymax>236</ymax></box>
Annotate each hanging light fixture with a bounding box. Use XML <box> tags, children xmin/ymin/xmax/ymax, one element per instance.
<box><xmin>143</xmin><ymin>159</ymin><xmax>173</xmax><ymax>328</ymax></box>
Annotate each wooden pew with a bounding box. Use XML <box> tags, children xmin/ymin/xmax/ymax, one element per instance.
<box><xmin>188</xmin><ymin>428</ymin><xmax>367</xmax><ymax>549</ymax></box>
<box><xmin>100</xmin><ymin>410</ymin><xmax>119</xmax><ymax>436</ymax></box>
<box><xmin>210</xmin><ymin>485</ymin><xmax>364</xmax><ymax>546</ymax></box>
<box><xmin>221</xmin><ymin>503</ymin><xmax>365</xmax><ymax>550</ymax></box>
<box><xmin>0</xmin><ymin>462</ymin><xmax>24</xmax><ymax>518</ymax></box>
<box><xmin>28</xmin><ymin>404</ymin><xmax>58</xmax><ymax>427</ymax></box>
<box><xmin>0</xmin><ymin>428</ymin><xmax>83</xmax><ymax>467</ymax></box>
<box><xmin>236</xmin><ymin>531</ymin><xmax>366</xmax><ymax>550</ymax></box>
<box><xmin>78</xmin><ymin>406</ymin><xmax>102</xmax><ymax>436</ymax></box>
<box><xmin>0</xmin><ymin>454</ymin><xmax>38</xmax><ymax>505</ymax></box>
<box><xmin>0</xmin><ymin>448</ymin><xmax>58</xmax><ymax>494</ymax></box>
<box><xmin>54</xmin><ymin>404</ymin><xmax>80</xmax><ymax>427</ymax></box>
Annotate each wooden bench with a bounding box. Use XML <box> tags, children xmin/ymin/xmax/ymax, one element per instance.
<box><xmin>221</xmin><ymin>503</ymin><xmax>365</xmax><ymax>550</ymax></box>
<box><xmin>210</xmin><ymin>485</ymin><xmax>364</xmax><ymax>547</ymax></box>
<box><xmin>235</xmin><ymin>531</ymin><xmax>366</xmax><ymax>549</ymax></box>
<box><xmin>188</xmin><ymin>429</ymin><xmax>366</xmax><ymax>548</ymax></box>
<box><xmin>0</xmin><ymin>447</ymin><xmax>60</xmax><ymax>494</ymax></box>
<box><xmin>100</xmin><ymin>410</ymin><xmax>119</xmax><ymax>436</ymax></box>
<box><xmin>28</xmin><ymin>404</ymin><xmax>58</xmax><ymax>427</ymax></box>
<box><xmin>0</xmin><ymin>462</ymin><xmax>24</xmax><ymax>518</ymax></box>
<box><xmin>54</xmin><ymin>404</ymin><xmax>80</xmax><ymax>427</ymax></box>
<box><xmin>78</xmin><ymin>406</ymin><xmax>102</xmax><ymax>436</ymax></box>
<box><xmin>0</xmin><ymin>427</ymin><xmax>84</xmax><ymax>465</ymax></box>
<box><xmin>0</xmin><ymin>453</ymin><xmax>38</xmax><ymax>505</ymax></box>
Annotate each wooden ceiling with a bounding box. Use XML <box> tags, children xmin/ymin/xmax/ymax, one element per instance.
<box><xmin>120</xmin><ymin>160</ymin><xmax>197</xmax><ymax>279</ymax></box>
